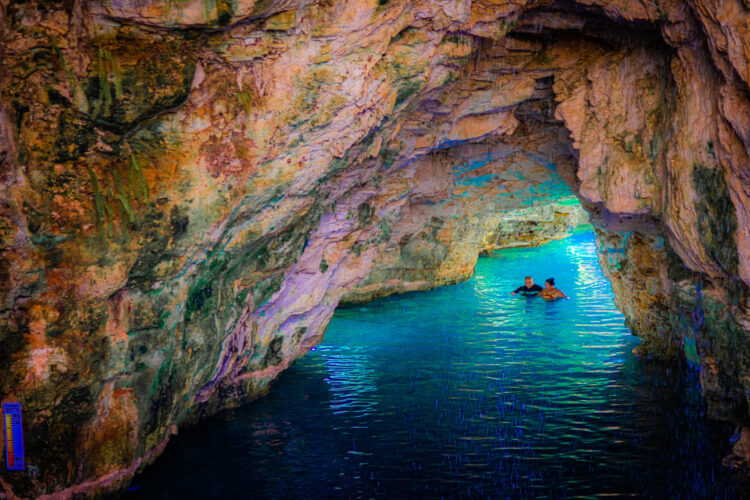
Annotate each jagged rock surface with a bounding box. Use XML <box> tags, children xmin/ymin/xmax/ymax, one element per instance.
<box><xmin>1</xmin><ymin>0</ymin><xmax>750</xmax><ymax>497</ymax></box>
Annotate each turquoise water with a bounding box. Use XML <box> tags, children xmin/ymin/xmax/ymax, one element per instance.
<box><xmin>125</xmin><ymin>229</ymin><xmax>742</xmax><ymax>499</ymax></box>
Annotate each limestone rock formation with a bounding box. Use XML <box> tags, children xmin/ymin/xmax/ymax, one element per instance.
<box><xmin>1</xmin><ymin>0</ymin><xmax>749</xmax><ymax>497</ymax></box>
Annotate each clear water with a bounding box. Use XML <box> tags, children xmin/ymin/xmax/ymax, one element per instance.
<box><xmin>124</xmin><ymin>228</ymin><xmax>743</xmax><ymax>499</ymax></box>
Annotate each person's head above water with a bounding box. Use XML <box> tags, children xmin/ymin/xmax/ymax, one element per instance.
<box><xmin>545</xmin><ymin>278</ymin><xmax>555</xmax><ymax>287</ymax></box>
<box><xmin>512</xmin><ymin>276</ymin><xmax>542</xmax><ymax>295</ymax></box>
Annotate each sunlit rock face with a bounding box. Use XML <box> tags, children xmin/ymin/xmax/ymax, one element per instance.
<box><xmin>1</xmin><ymin>0</ymin><xmax>749</xmax><ymax>496</ymax></box>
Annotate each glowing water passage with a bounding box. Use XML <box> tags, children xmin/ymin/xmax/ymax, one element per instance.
<box><xmin>126</xmin><ymin>229</ymin><xmax>742</xmax><ymax>498</ymax></box>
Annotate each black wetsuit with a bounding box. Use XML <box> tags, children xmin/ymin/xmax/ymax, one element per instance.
<box><xmin>513</xmin><ymin>284</ymin><xmax>543</xmax><ymax>296</ymax></box>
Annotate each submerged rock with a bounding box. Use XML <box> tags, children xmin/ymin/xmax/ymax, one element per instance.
<box><xmin>1</xmin><ymin>0</ymin><xmax>750</xmax><ymax>496</ymax></box>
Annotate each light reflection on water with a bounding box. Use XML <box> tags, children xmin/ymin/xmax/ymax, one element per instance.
<box><xmin>125</xmin><ymin>228</ymin><xmax>743</xmax><ymax>499</ymax></box>
<box><xmin>323</xmin><ymin>349</ymin><xmax>379</xmax><ymax>418</ymax></box>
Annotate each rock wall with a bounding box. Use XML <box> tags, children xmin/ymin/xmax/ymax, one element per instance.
<box><xmin>1</xmin><ymin>0</ymin><xmax>750</xmax><ymax>497</ymax></box>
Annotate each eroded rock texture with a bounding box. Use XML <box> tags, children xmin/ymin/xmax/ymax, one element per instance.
<box><xmin>1</xmin><ymin>0</ymin><xmax>749</xmax><ymax>497</ymax></box>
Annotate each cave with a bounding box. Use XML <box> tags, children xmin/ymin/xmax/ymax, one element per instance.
<box><xmin>1</xmin><ymin>0</ymin><xmax>750</xmax><ymax>497</ymax></box>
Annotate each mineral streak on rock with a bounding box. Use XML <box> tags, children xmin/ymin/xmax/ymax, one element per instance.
<box><xmin>1</xmin><ymin>0</ymin><xmax>750</xmax><ymax>497</ymax></box>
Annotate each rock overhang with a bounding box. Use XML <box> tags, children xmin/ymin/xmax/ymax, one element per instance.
<box><xmin>1</xmin><ymin>0</ymin><xmax>750</xmax><ymax>497</ymax></box>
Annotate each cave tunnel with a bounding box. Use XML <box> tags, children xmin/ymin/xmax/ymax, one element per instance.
<box><xmin>1</xmin><ymin>0</ymin><xmax>750</xmax><ymax>498</ymax></box>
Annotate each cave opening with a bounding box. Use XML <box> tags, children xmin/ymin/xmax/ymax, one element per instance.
<box><xmin>124</xmin><ymin>14</ymin><xmax>732</xmax><ymax>491</ymax></box>
<box><xmin>2</xmin><ymin>0</ymin><xmax>750</xmax><ymax>497</ymax></box>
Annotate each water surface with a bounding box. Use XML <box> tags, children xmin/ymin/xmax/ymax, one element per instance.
<box><xmin>125</xmin><ymin>228</ymin><xmax>741</xmax><ymax>499</ymax></box>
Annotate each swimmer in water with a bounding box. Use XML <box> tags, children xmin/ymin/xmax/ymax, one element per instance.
<box><xmin>540</xmin><ymin>277</ymin><xmax>569</xmax><ymax>300</ymax></box>
<box><xmin>511</xmin><ymin>276</ymin><xmax>543</xmax><ymax>296</ymax></box>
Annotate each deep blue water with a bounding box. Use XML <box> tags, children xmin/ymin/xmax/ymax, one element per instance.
<box><xmin>124</xmin><ymin>228</ymin><xmax>744</xmax><ymax>499</ymax></box>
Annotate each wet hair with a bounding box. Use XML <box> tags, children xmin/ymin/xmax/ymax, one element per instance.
<box><xmin>525</xmin><ymin>276</ymin><xmax>532</xmax><ymax>280</ymax></box>
<box><xmin>546</xmin><ymin>277</ymin><xmax>555</xmax><ymax>286</ymax></box>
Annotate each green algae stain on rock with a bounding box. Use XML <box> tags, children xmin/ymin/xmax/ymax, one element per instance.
<box><xmin>692</xmin><ymin>164</ymin><xmax>739</xmax><ymax>276</ymax></box>
<box><xmin>126</xmin><ymin>205</ymin><xmax>173</xmax><ymax>289</ymax></box>
<box><xmin>83</xmin><ymin>31</ymin><xmax>196</xmax><ymax>132</ymax></box>
<box><xmin>237</xmin><ymin>87</ymin><xmax>255</xmax><ymax>118</ymax></box>
<box><xmin>169</xmin><ymin>205</ymin><xmax>190</xmax><ymax>240</ymax></box>
<box><xmin>263</xmin><ymin>336</ymin><xmax>284</xmax><ymax>366</ymax></box>
<box><xmin>692</xmin><ymin>286</ymin><xmax>750</xmax><ymax>420</ymax></box>
<box><xmin>87</xmin><ymin>165</ymin><xmax>109</xmax><ymax>240</ymax></box>
<box><xmin>394</xmin><ymin>79</ymin><xmax>423</xmax><ymax>109</ymax></box>
<box><xmin>664</xmin><ymin>238</ymin><xmax>693</xmax><ymax>282</ymax></box>
<box><xmin>357</xmin><ymin>201</ymin><xmax>374</xmax><ymax>226</ymax></box>
<box><xmin>85</xmin><ymin>154</ymin><xmax>152</xmax><ymax>247</ymax></box>
<box><xmin>215</xmin><ymin>0</ymin><xmax>236</xmax><ymax>26</ymax></box>
<box><xmin>264</xmin><ymin>9</ymin><xmax>297</xmax><ymax>31</ymax></box>
<box><xmin>185</xmin><ymin>247</ymin><xmax>246</xmax><ymax>325</ymax></box>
